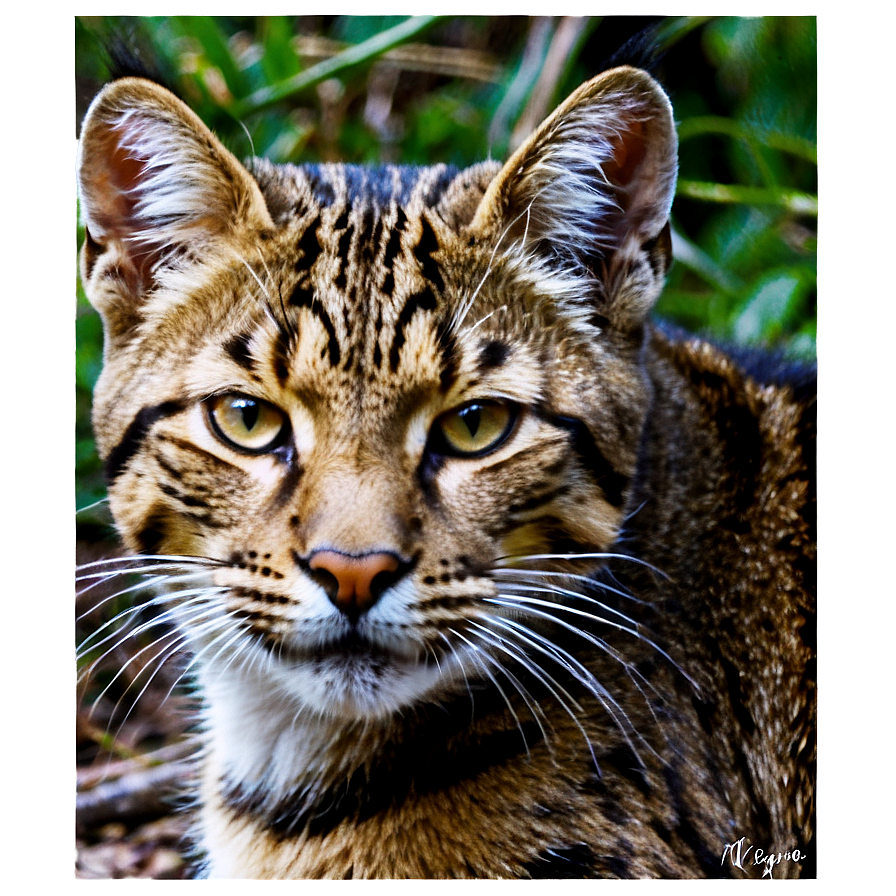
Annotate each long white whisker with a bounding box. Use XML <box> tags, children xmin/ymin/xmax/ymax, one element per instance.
<box><xmin>77</xmin><ymin>569</ymin><xmax>216</xmax><ymax>618</ymax></box>
<box><xmin>490</xmin><ymin>593</ymin><xmax>696</xmax><ymax>691</ymax></box>
<box><xmin>77</xmin><ymin>587</ymin><xmax>226</xmax><ymax>658</ymax></box>
<box><xmin>448</xmin><ymin>627</ymin><xmax>532</xmax><ymax>762</ymax></box>
<box><xmin>236</xmin><ymin>253</ymin><xmax>273</xmax><ymax>302</ymax></box>
<box><xmin>471</xmin><ymin>620</ymin><xmax>599</xmax><ymax>771</ymax></box>
<box><xmin>470</xmin><ymin>633</ymin><xmax>554</xmax><ymax>760</ymax></box>
<box><xmin>497</xmin><ymin>551</ymin><xmax>670</xmax><ymax>579</ymax></box>
<box><xmin>492</xmin><ymin>612</ymin><xmax>667</xmax><ymax>755</ymax></box>
<box><xmin>438</xmin><ymin>633</ymin><xmax>477</xmax><ymax>722</ymax></box>
<box><xmin>76</xmin><ymin>554</ymin><xmax>222</xmax><ymax>571</ymax></box>
<box><xmin>82</xmin><ymin>594</ymin><xmax>218</xmax><ymax>682</ymax></box>
<box><xmin>488</xmin><ymin>596</ymin><xmax>664</xmax><ymax>762</ymax></box>
<box><xmin>494</xmin><ymin>579</ymin><xmax>641</xmax><ymax>629</ymax></box>
<box><xmin>493</xmin><ymin>566</ymin><xmax>645</xmax><ymax>605</ymax></box>
<box><xmin>163</xmin><ymin>610</ymin><xmax>251</xmax><ymax>702</ymax></box>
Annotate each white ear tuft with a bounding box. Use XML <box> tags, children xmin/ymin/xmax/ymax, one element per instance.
<box><xmin>471</xmin><ymin>67</ymin><xmax>678</xmax><ymax>331</ymax></box>
<box><xmin>77</xmin><ymin>78</ymin><xmax>272</xmax><ymax>303</ymax></box>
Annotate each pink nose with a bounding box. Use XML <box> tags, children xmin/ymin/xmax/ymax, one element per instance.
<box><xmin>309</xmin><ymin>550</ymin><xmax>402</xmax><ymax>617</ymax></box>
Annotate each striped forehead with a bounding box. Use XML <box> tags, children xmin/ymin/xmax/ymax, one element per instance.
<box><xmin>233</xmin><ymin>163</ymin><xmax>467</xmax><ymax>397</ymax></box>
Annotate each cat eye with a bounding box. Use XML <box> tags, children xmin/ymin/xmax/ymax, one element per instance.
<box><xmin>207</xmin><ymin>394</ymin><xmax>288</xmax><ymax>453</ymax></box>
<box><xmin>434</xmin><ymin>400</ymin><xmax>516</xmax><ymax>457</ymax></box>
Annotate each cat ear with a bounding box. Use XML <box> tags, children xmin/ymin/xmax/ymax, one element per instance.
<box><xmin>470</xmin><ymin>67</ymin><xmax>677</xmax><ymax>332</ymax></box>
<box><xmin>77</xmin><ymin>78</ymin><xmax>273</xmax><ymax>336</ymax></box>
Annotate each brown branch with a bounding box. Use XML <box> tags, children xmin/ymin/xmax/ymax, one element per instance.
<box><xmin>77</xmin><ymin>740</ymin><xmax>195</xmax><ymax>791</ymax></box>
<box><xmin>509</xmin><ymin>17</ymin><xmax>591</xmax><ymax>152</ymax></box>
<box><xmin>77</xmin><ymin>760</ymin><xmax>193</xmax><ymax>833</ymax></box>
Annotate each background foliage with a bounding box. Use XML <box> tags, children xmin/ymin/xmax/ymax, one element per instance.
<box><xmin>75</xmin><ymin>15</ymin><xmax>817</xmax><ymax>515</ymax></box>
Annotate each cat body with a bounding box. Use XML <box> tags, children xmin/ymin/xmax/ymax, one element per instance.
<box><xmin>77</xmin><ymin>68</ymin><xmax>815</xmax><ymax>878</ymax></box>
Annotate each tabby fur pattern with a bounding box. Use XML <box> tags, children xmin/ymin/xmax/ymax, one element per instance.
<box><xmin>77</xmin><ymin>67</ymin><xmax>816</xmax><ymax>878</ymax></box>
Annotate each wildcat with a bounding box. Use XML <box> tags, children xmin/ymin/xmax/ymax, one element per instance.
<box><xmin>76</xmin><ymin>66</ymin><xmax>815</xmax><ymax>878</ymax></box>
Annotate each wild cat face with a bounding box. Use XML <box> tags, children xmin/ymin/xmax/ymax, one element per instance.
<box><xmin>77</xmin><ymin>69</ymin><xmax>676</xmax><ymax>719</ymax></box>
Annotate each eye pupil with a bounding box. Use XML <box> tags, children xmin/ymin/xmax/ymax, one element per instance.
<box><xmin>460</xmin><ymin>405</ymin><xmax>481</xmax><ymax>438</ymax></box>
<box><xmin>238</xmin><ymin>400</ymin><xmax>259</xmax><ymax>431</ymax></box>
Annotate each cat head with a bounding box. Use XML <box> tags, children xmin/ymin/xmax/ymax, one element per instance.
<box><xmin>78</xmin><ymin>68</ymin><xmax>677</xmax><ymax>720</ymax></box>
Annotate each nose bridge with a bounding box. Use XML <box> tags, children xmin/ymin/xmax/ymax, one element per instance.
<box><xmin>302</xmin><ymin>452</ymin><xmax>411</xmax><ymax>555</ymax></box>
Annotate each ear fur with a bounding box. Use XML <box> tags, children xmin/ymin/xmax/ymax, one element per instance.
<box><xmin>77</xmin><ymin>78</ymin><xmax>273</xmax><ymax>336</ymax></box>
<box><xmin>470</xmin><ymin>66</ymin><xmax>677</xmax><ymax>332</ymax></box>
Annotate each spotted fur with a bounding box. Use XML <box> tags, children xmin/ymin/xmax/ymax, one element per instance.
<box><xmin>77</xmin><ymin>68</ymin><xmax>815</xmax><ymax>878</ymax></box>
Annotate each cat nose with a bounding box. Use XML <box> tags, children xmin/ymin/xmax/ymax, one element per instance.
<box><xmin>308</xmin><ymin>550</ymin><xmax>406</xmax><ymax>618</ymax></box>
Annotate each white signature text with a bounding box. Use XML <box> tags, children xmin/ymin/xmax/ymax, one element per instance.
<box><xmin>721</xmin><ymin>836</ymin><xmax>806</xmax><ymax>878</ymax></box>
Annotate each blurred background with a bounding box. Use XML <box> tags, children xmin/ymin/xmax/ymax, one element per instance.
<box><xmin>74</xmin><ymin>15</ymin><xmax>816</xmax><ymax>878</ymax></box>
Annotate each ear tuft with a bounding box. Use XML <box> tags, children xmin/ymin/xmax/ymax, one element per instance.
<box><xmin>471</xmin><ymin>67</ymin><xmax>678</xmax><ymax>331</ymax></box>
<box><xmin>77</xmin><ymin>78</ymin><xmax>272</xmax><ymax>308</ymax></box>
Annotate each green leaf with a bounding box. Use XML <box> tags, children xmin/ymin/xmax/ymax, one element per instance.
<box><xmin>172</xmin><ymin>16</ymin><xmax>250</xmax><ymax>100</ymax></box>
<box><xmin>260</xmin><ymin>16</ymin><xmax>302</xmax><ymax>84</ymax></box>
<box><xmin>670</xmin><ymin>226</ymin><xmax>743</xmax><ymax>296</ymax></box>
<box><xmin>732</xmin><ymin>269</ymin><xmax>811</xmax><ymax>344</ymax></box>
<box><xmin>677</xmin><ymin>180</ymin><xmax>817</xmax><ymax>216</ymax></box>
<box><xmin>231</xmin><ymin>16</ymin><xmax>446</xmax><ymax>117</ymax></box>
<box><xmin>677</xmin><ymin>116</ymin><xmax>817</xmax><ymax>165</ymax></box>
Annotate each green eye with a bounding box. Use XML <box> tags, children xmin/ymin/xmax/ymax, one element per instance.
<box><xmin>435</xmin><ymin>400</ymin><xmax>516</xmax><ymax>457</ymax></box>
<box><xmin>207</xmin><ymin>395</ymin><xmax>288</xmax><ymax>453</ymax></box>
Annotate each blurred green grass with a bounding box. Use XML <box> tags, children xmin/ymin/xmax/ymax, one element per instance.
<box><xmin>75</xmin><ymin>15</ymin><xmax>817</xmax><ymax>514</ymax></box>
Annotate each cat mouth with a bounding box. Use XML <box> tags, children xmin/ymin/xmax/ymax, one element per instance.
<box><xmin>274</xmin><ymin>629</ymin><xmax>426</xmax><ymax>669</ymax></box>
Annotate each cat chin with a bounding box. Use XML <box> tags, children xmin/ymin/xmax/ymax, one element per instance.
<box><xmin>202</xmin><ymin>645</ymin><xmax>449</xmax><ymax>723</ymax></box>
<box><xmin>279</xmin><ymin>651</ymin><xmax>452</xmax><ymax>721</ymax></box>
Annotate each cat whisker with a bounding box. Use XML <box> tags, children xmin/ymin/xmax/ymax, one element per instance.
<box><xmin>469</xmin><ymin>620</ymin><xmax>604</xmax><ymax>768</ymax></box>
<box><xmin>451</xmin><ymin>204</ymin><xmax>532</xmax><ymax>332</ymax></box>
<box><xmin>437</xmin><ymin>633</ymin><xmax>477</xmax><ymax>722</ymax></box>
<box><xmin>465</xmin><ymin>626</ymin><xmax>557</xmax><ymax>762</ymax></box>
<box><xmin>76</xmin><ymin>553</ymin><xmax>224</xmax><ymax>571</ymax></box>
<box><xmin>493</xmin><ymin>578</ymin><xmax>641</xmax><ymax>629</ymax></box>
<box><xmin>496</xmin><ymin>550</ymin><xmax>670</xmax><ymax>580</ymax></box>
<box><xmin>488</xmin><ymin>613</ymin><xmax>665</xmax><ymax>763</ymax></box>
<box><xmin>77</xmin><ymin>587</ymin><xmax>226</xmax><ymax>659</ymax></box>
<box><xmin>465</xmin><ymin>303</ymin><xmax>508</xmax><ymax>335</ymax></box>
<box><xmin>489</xmin><ymin>592</ymin><xmax>697</xmax><ymax>692</ymax></box>
<box><xmin>487</xmin><ymin>595</ymin><xmax>665</xmax><ymax>763</ymax></box>
<box><xmin>469</xmin><ymin>620</ymin><xmax>583</xmax><ymax>714</ymax></box>
<box><xmin>448</xmin><ymin>627</ymin><xmax>534</xmax><ymax>763</ymax></box>
<box><xmin>77</xmin><ymin>569</ymin><xmax>216</xmax><ymax>620</ymax></box>
<box><xmin>167</xmin><ymin>609</ymin><xmax>254</xmax><ymax>698</ymax></box>
<box><xmin>80</xmin><ymin>595</ymin><xmax>222</xmax><ymax>693</ymax></box>
<box><xmin>236</xmin><ymin>253</ymin><xmax>274</xmax><ymax>304</ymax></box>
<box><xmin>492</xmin><ymin>566</ymin><xmax>645</xmax><ymax>606</ymax></box>
<box><xmin>75</xmin><ymin>496</ymin><xmax>110</xmax><ymax>515</ymax></box>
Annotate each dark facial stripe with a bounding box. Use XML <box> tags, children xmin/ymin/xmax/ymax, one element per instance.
<box><xmin>334</xmin><ymin>224</ymin><xmax>353</xmax><ymax>291</ymax></box>
<box><xmin>104</xmin><ymin>400</ymin><xmax>186</xmax><ymax>485</ymax></box>
<box><xmin>222</xmin><ymin>717</ymin><xmax>543</xmax><ymax>840</ymax></box>
<box><xmin>413</xmin><ymin>216</ymin><xmax>444</xmax><ymax>291</ymax></box>
<box><xmin>271</xmin><ymin>451</ymin><xmax>303</xmax><ymax>509</ymax></box>
<box><xmin>389</xmin><ymin>287</ymin><xmax>438</xmax><ymax>372</ymax></box>
<box><xmin>288</xmin><ymin>286</ymin><xmax>341</xmax><ymax>367</ymax></box>
<box><xmin>155</xmin><ymin>432</ymin><xmax>245</xmax><ymax>471</ymax></box>
<box><xmin>382</xmin><ymin>207</ymin><xmax>406</xmax><ymax>272</ymax></box>
<box><xmin>296</xmin><ymin>215</ymin><xmax>322</xmax><ymax>271</ymax></box>
<box><xmin>223</xmin><ymin>331</ymin><xmax>255</xmax><ymax>371</ymax></box>
<box><xmin>540</xmin><ymin>412</ymin><xmax>629</xmax><ymax>508</ymax></box>
<box><xmin>437</xmin><ymin>319</ymin><xmax>460</xmax><ymax>392</ymax></box>
<box><xmin>134</xmin><ymin>504</ymin><xmax>170</xmax><ymax>555</ymax></box>
<box><xmin>271</xmin><ymin>327</ymin><xmax>293</xmax><ymax>384</ymax></box>
<box><xmin>477</xmin><ymin>339</ymin><xmax>510</xmax><ymax>372</ymax></box>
